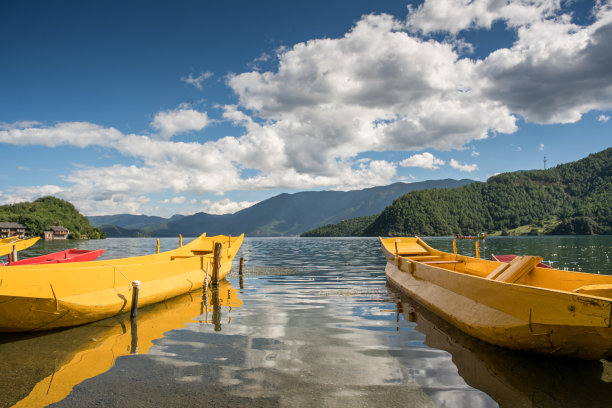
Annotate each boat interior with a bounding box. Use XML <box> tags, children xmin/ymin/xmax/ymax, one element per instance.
<box><xmin>383</xmin><ymin>237</ymin><xmax>612</xmax><ymax>299</ymax></box>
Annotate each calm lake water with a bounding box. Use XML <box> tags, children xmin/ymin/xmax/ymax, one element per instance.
<box><xmin>1</xmin><ymin>236</ymin><xmax>612</xmax><ymax>407</ymax></box>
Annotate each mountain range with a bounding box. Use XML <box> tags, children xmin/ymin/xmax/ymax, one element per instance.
<box><xmin>89</xmin><ymin>179</ymin><xmax>474</xmax><ymax>237</ymax></box>
<box><xmin>306</xmin><ymin>147</ymin><xmax>612</xmax><ymax>237</ymax></box>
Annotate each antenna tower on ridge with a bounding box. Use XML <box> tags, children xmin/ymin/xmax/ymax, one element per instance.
<box><xmin>543</xmin><ymin>155</ymin><xmax>547</xmax><ymax>170</ymax></box>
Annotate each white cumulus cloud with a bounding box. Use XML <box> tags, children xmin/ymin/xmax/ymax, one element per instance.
<box><xmin>399</xmin><ymin>152</ymin><xmax>446</xmax><ymax>169</ymax></box>
<box><xmin>199</xmin><ymin>198</ymin><xmax>256</xmax><ymax>215</ymax></box>
<box><xmin>406</xmin><ymin>0</ymin><xmax>562</xmax><ymax>34</ymax></box>
<box><xmin>450</xmin><ymin>158</ymin><xmax>478</xmax><ymax>172</ymax></box>
<box><xmin>0</xmin><ymin>121</ymin><xmax>123</xmax><ymax>147</ymax></box>
<box><xmin>151</xmin><ymin>108</ymin><xmax>209</xmax><ymax>140</ymax></box>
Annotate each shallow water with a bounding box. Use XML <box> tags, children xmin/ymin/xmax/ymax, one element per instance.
<box><xmin>1</xmin><ymin>236</ymin><xmax>612</xmax><ymax>407</ymax></box>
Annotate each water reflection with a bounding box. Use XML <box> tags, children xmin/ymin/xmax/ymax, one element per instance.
<box><xmin>0</xmin><ymin>280</ymin><xmax>241</xmax><ymax>408</ymax></box>
<box><xmin>392</xmin><ymin>288</ymin><xmax>612</xmax><ymax>408</ymax></box>
<box><xmin>51</xmin><ymin>271</ymin><xmax>494</xmax><ymax>407</ymax></box>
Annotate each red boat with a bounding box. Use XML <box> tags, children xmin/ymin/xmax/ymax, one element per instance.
<box><xmin>2</xmin><ymin>249</ymin><xmax>104</xmax><ymax>266</ymax></box>
<box><xmin>491</xmin><ymin>254</ymin><xmax>552</xmax><ymax>269</ymax></box>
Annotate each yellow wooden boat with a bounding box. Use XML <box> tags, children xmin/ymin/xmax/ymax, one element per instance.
<box><xmin>380</xmin><ymin>236</ymin><xmax>612</xmax><ymax>359</ymax></box>
<box><xmin>0</xmin><ymin>233</ymin><xmax>243</xmax><ymax>332</ymax></box>
<box><xmin>0</xmin><ymin>236</ymin><xmax>40</xmax><ymax>257</ymax></box>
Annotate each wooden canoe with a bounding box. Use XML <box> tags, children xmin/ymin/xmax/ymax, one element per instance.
<box><xmin>0</xmin><ymin>237</ymin><xmax>40</xmax><ymax>257</ymax></box>
<box><xmin>0</xmin><ymin>233</ymin><xmax>243</xmax><ymax>332</ymax></box>
<box><xmin>2</xmin><ymin>248</ymin><xmax>105</xmax><ymax>266</ymax></box>
<box><xmin>380</xmin><ymin>236</ymin><xmax>612</xmax><ymax>359</ymax></box>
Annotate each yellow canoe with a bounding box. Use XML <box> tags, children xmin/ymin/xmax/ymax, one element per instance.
<box><xmin>0</xmin><ymin>236</ymin><xmax>40</xmax><ymax>257</ymax></box>
<box><xmin>0</xmin><ymin>233</ymin><xmax>243</xmax><ymax>332</ymax></box>
<box><xmin>380</xmin><ymin>236</ymin><xmax>612</xmax><ymax>359</ymax></box>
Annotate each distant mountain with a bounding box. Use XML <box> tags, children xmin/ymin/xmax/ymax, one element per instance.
<box><xmin>93</xmin><ymin>179</ymin><xmax>474</xmax><ymax>237</ymax></box>
<box><xmin>99</xmin><ymin>224</ymin><xmax>148</xmax><ymax>238</ymax></box>
<box><xmin>88</xmin><ymin>214</ymin><xmax>185</xmax><ymax>229</ymax></box>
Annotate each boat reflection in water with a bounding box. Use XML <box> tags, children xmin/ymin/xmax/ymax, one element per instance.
<box><xmin>1</xmin><ymin>280</ymin><xmax>242</xmax><ymax>408</ymax></box>
<box><xmin>392</xmin><ymin>288</ymin><xmax>612</xmax><ymax>408</ymax></box>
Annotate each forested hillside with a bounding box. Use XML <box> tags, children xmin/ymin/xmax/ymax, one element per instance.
<box><xmin>0</xmin><ymin>196</ymin><xmax>105</xmax><ymax>239</ymax></box>
<box><xmin>304</xmin><ymin>148</ymin><xmax>611</xmax><ymax>236</ymax></box>
<box><xmin>301</xmin><ymin>215</ymin><xmax>377</xmax><ymax>237</ymax></box>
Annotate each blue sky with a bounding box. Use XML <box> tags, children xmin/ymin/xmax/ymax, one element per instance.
<box><xmin>1</xmin><ymin>0</ymin><xmax>610</xmax><ymax>217</ymax></box>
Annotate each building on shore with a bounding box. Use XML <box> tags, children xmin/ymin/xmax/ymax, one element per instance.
<box><xmin>44</xmin><ymin>226</ymin><xmax>69</xmax><ymax>240</ymax></box>
<box><xmin>0</xmin><ymin>222</ymin><xmax>27</xmax><ymax>239</ymax></box>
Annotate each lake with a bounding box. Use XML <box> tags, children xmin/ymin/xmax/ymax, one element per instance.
<box><xmin>1</xmin><ymin>236</ymin><xmax>612</xmax><ymax>407</ymax></box>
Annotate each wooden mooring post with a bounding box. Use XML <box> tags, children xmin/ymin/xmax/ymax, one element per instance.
<box><xmin>211</xmin><ymin>284</ymin><xmax>221</xmax><ymax>331</ymax></box>
<box><xmin>130</xmin><ymin>317</ymin><xmax>138</xmax><ymax>354</ymax></box>
<box><xmin>202</xmin><ymin>260</ymin><xmax>210</xmax><ymax>315</ymax></box>
<box><xmin>239</xmin><ymin>257</ymin><xmax>244</xmax><ymax>289</ymax></box>
<box><xmin>130</xmin><ymin>280</ymin><xmax>140</xmax><ymax>320</ymax></box>
<box><xmin>212</xmin><ymin>242</ymin><xmax>222</xmax><ymax>287</ymax></box>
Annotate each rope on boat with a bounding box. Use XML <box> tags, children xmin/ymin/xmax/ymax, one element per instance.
<box><xmin>105</xmin><ymin>263</ymin><xmax>134</xmax><ymax>290</ymax></box>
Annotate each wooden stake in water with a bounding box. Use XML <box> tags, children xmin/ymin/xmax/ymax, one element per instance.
<box><xmin>212</xmin><ymin>242</ymin><xmax>222</xmax><ymax>286</ymax></box>
<box><xmin>204</xmin><ymin>260</ymin><xmax>210</xmax><ymax>288</ymax></box>
<box><xmin>130</xmin><ymin>280</ymin><xmax>140</xmax><ymax>320</ymax></box>
<box><xmin>12</xmin><ymin>245</ymin><xmax>17</xmax><ymax>262</ymax></box>
<box><xmin>211</xmin><ymin>284</ymin><xmax>221</xmax><ymax>331</ymax></box>
<box><xmin>239</xmin><ymin>257</ymin><xmax>244</xmax><ymax>289</ymax></box>
<box><xmin>130</xmin><ymin>317</ymin><xmax>138</xmax><ymax>354</ymax></box>
<box><xmin>156</xmin><ymin>239</ymin><xmax>160</xmax><ymax>254</ymax></box>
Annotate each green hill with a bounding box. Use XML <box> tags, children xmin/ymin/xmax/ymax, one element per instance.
<box><xmin>0</xmin><ymin>196</ymin><xmax>105</xmax><ymax>239</ymax></box>
<box><xmin>303</xmin><ymin>148</ymin><xmax>612</xmax><ymax>237</ymax></box>
<box><xmin>99</xmin><ymin>224</ymin><xmax>148</xmax><ymax>238</ymax></box>
<box><xmin>301</xmin><ymin>215</ymin><xmax>378</xmax><ymax>237</ymax></box>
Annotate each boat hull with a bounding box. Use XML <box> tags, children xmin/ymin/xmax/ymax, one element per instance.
<box><xmin>382</xmin><ymin>238</ymin><xmax>612</xmax><ymax>359</ymax></box>
<box><xmin>0</xmin><ymin>233</ymin><xmax>242</xmax><ymax>332</ymax></box>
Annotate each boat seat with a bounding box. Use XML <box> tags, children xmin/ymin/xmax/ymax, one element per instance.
<box><xmin>395</xmin><ymin>242</ymin><xmax>429</xmax><ymax>256</ymax></box>
<box><xmin>191</xmin><ymin>250</ymin><xmax>212</xmax><ymax>255</ymax></box>
<box><xmin>486</xmin><ymin>255</ymin><xmax>542</xmax><ymax>283</ymax></box>
<box><xmin>421</xmin><ymin>260</ymin><xmax>463</xmax><ymax>264</ymax></box>
<box><xmin>408</xmin><ymin>255</ymin><xmax>442</xmax><ymax>260</ymax></box>
<box><xmin>572</xmin><ymin>284</ymin><xmax>612</xmax><ymax>299</ymax></box>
